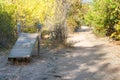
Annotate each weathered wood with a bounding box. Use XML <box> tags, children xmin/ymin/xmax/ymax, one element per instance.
<box><xmin>37</xmin><ymin>29</ymin><xmax>41</xmax><ymax>56</ymax></box>
<box><xmin>38</xmin><ymin>37</ymin><xmax>40</xmax><ymax>56</ymax></box>
<box><xmin>17</xmin><ymin>22</ymin><xmax>21</xmax><ymax>37</ymax></box>
<box><xmin>8</xmin><ymin>33</ymin><xmax>38</xmax><ymax>59</ymax></box>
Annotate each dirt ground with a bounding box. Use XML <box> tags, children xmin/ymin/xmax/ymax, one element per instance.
<box><xmin>1</xmin><ymin>26</ymin><xmax>120</xmax><ymax>80</ymax></box>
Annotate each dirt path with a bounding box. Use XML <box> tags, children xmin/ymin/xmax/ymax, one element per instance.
<box><xmin>55</xmin><ymin>26</ymin><xmax>120</xmax><ymax>80</ymax></box>
<box><xmin>1</xmin><ymin>26</ymin><xmax>120</xmax><ymax>80</ymax></box>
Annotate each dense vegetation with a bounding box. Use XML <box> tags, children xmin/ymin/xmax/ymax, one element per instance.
<box><xmin>0</xmin><ymin>0</ymin><xmax>54</xmax><ymax>48</ymax></box>
<box><xmin>84</xmin><ymin>0</ymin><xmax>120</xmax><ymax>40</ymax></box>
<box><xmin>0</xmin><ymin>0</ymin><xmax>119</xmax><ymax>48</ymax></box>
<box><xmin>0</xmin><ymin>1</ymin><xmax>16</xmax><ymax>48</ymax></box>
<box><xmin>67</xmin><ymin>0</ymin><xmax>82</xmax><ymax>32</ymax></box>
<box><xmin>0</xmin><ymin>0</ymin><xmax>82</xmax><ymax>48</ymax></box>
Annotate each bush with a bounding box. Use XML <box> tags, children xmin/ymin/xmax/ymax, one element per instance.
<box><xmin>84</xmin><ymin>0</ymin><xmax>120</xmax><ymax>38</ymax></box>
<box><xmin>67</xmin><ymin>0</ymin><xmax>82</xmax><ymax>32</ymax></box>
<box><xmin>111</xmin><ymin>22</ymin><xmax>120</xmax><ymax>40</ymax></box>
<box><xmin>0</xmin><ymin>3</ymin><xmax>16</xmax><ymax>48</ymax></box>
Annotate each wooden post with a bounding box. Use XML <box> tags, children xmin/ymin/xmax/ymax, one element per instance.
<box><xmin>17</xmin><ymin>22</ymin><xmax>21</xmax><ymax>37</ymax></box>
<box><xmin>37</xmin><ymin>29</ymin><xmax>41</xmax><ymax>56</ymax></box>
<box><xmin>37</xmin><ymin>22</ymin><xmax>42</xmax><ymax>56</ymax></box>
<box><xmin>38</xmin><ymin>37</ymin><xmax>40</xmax><ymax>56</ymax></box>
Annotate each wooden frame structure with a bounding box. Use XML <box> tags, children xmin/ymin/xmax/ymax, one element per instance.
<box><xmin>8</xmin><ymin>23</ymin><xmax>41</xmax><ymax>62</ymax></box>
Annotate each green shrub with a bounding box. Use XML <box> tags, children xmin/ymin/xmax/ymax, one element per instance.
<box><xmin>111</xmin><ymin>22</ymin><xmax>120</xmax><ymax>40</ymax></box>
<box><xmin>67</xmin><ymin>0</ymin><xmax>82</xmax><ymax>32</ymax></box>
<box><xmin>84</xmin><ymin>0</ymin><xmax>120</xmax><ymax>38</ymax></box>
<box><xmin>0</xmin><ymin>3</ymin><xmax>16</xmax><ymax>48</ymax></box>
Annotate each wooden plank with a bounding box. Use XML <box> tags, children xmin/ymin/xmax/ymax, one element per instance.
<box><xmin>8</xmin><ymin>33</ymin><xmax>38</xmax><ymax>58</ymax></box>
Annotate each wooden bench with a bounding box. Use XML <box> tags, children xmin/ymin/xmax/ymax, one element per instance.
<box><xmin>8</xmin><ymin>22</ymin><xmax>41</xmax><ymax>62</ymax></box>
<box><xmin>8</xmin><ymin>33</ymin><xmax>40</xmax><ymax>62</ymax></box>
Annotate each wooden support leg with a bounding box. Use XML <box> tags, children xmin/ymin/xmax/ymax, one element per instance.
<box><xmin>8</xmin><ymin>58</ymin><xmax>11</xmax><ymax>61</ymax></box>
<box><xmin>38</xmin><ymin>37</ymin><xmax>40</xmax><ymax>56</ymax></box>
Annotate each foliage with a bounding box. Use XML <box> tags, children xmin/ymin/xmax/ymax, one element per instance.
<box><xmin>67</xmin><ymin>0</ymin><xmax>82</xmax><ymax>32</ymax></box>
<box><xmin>49</xmin><ymin>0</ymin><xmax>68</xmax><ymax>44</ymax></box>
<box><xmin>14</xmin><ymin>0</ymin><xmax>54</xmax><ymax>32</ymax></box>
<box><xmin>84</xmin><ymin>0</ymin><xmax>120</xmax><ymax>38</ymax></box>
<box><xmin>0</xmin><ymin>0</ymin><xmax>75</xmax><ymax>48</ymax></box>
<box><xmin>111</xmin><ymin>22</ymin><xmax>120</xmax><ymax>40</ymax></box>
<box><xmin>0</xmin><ymin>0</ymin><xmax>55</xmax><ymax>48</ymax></box>
<box><xmin>0</xmin><ymin>2</ymin><xmax>16</xmax><ymax>48</ymax></box>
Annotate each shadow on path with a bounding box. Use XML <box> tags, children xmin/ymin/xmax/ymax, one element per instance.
<box><xmin>55</xmin><ymin>34</ymin><xmax>120</xmax><ymax>80</ymax></box>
